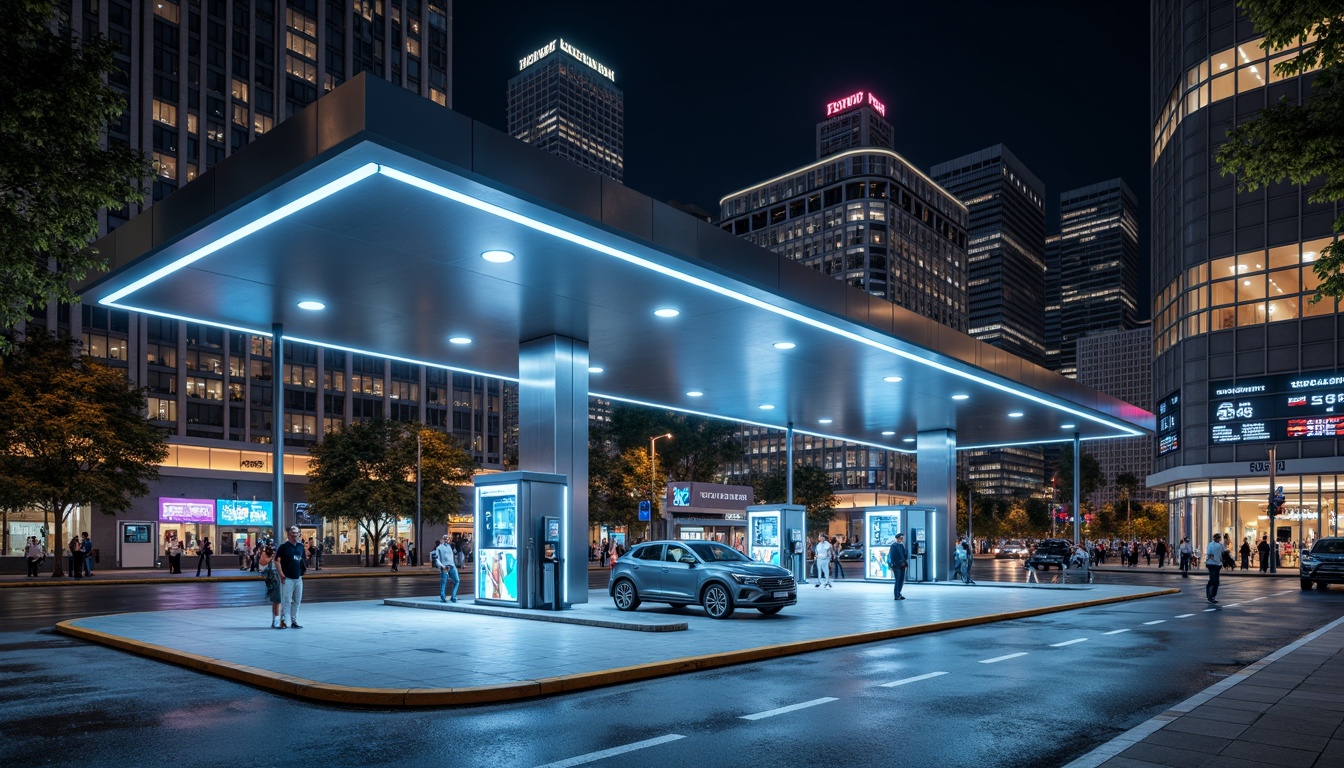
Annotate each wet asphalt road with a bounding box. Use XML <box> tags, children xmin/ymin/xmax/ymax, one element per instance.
<box><xmin>1</xmin><ymin>562</ymin><xmax>1340</xmax><ymax>767</ymax></box>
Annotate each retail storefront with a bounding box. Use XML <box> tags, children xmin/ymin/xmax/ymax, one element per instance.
<box><xmin>665</xmin><ymin>482</ymin><xmax>752</xmax><ymax>547</ymax></box>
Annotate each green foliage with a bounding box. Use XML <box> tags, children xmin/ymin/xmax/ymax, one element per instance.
<box><xmin>1216</xmin><ymin>1</ymin><xmax>1344</xmax><ymax>302</ymax></box>
<box><xmin>588</xmin><ymin>437</ymin><xmax>657</xmax><ymax>532</ymax></box>
<box><xmin>0</xmin><ymin>1</ymin><xmax>151</xmax><ymax>345</ymax></box>
<box><xmin>0</xmin><ymin>332</ymin><xmax>168</xmax><ymax>575</ymax></box>
<box><xmin>605</xmin><ymin>405</ymin><xmax>741</xmax><ymax>482</ymax></box>
<box><xmin>1053</xmin><ymin>449</ymin><xmax>1105</xmax><ymax>499</ymax></box>
<box><xmin>751</xmin><ymin>464</ymin><xmax>839</xmax><ymax>529</ymax></box>
<box><xmin>305</xmin><ymin>419</ymin><xmax>475</xmax><ymax>558</ymax></box>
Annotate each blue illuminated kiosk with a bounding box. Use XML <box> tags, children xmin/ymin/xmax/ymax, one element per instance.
<box><xmin>746</xmin><ymin>504</ymin><xmax>807</xmax><ymax>585</ymax></box>
<box><xmin>863</xmin><ymin>506</ymin><xmax>938</xmax><ymax>583</ymax></box>
<box><xmin>473</xmin><ymin>472</ymin><xmax>570</xmax><ymax>610</ymax></box>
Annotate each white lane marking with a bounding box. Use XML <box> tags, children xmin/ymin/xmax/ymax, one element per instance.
<box><xmin>1143</xmin><ymin>620</ymin><xmax>1166</xmax><ymax>625</ymax></box>
<box><xmin>534</xmin><ymin>734</ymin><xmax>685</xmax><ymax>768</ymax></box>
<box><xmin>739</xmin><ymin>697</ymin><xmax>838</xmax><ymax>721</ymax></box>
<box><xmin>1244</xmin><ymin>596</ymin><xmax>1266</xmax><ymax>602</ymax></box>
<box><xmin>1204</xmin><ymin>608</ymin><xmax>1218</xmax><ymax>612</ymax></box>
<box><xmin>1222</xmin><ymin>603</ymin><xmax>1241</xmax><ymax>607</ymax></box>
<box><xmin>1050</xmin><ymin>638</ymin><xmax>1089</xmax><ymax>647</ymax></box>
<box><xmin>880</xmin><ymin>671</ymin><xmax>948</xmax><ymax>687</ymax></box>
<box><xmin>979</xmin><ymin>652</ymin><xmax>1029</xmax><ymax>664</ymax></box>
<box><xmin>1175</xmin><ymin>613</ymin><xmax>1196</xmax><ymax>618</ymax></box>
<box><xmin>1103</xmin><ymin>629</ymin><xmax>1130</xmax><ymax>635</ymax></box>
<box><xmin>1273</xmin><ymin>590</ymin><xmax>1294</xmax><ymax>596</ymax></box>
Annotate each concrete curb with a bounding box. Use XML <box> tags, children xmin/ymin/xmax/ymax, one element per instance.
<box><xmin>55</xmin><ymin>586</ymin><xmax>1179</xmax><ymax>708</ymax></box>
<box><xmin>0</xmin><ymin>570</ymin><xmax>441</xmax><ymax>589</ymax></box>
<box><xmin>382</xmin><ymin>598</ymin><xmax>690</xmax><ymax>632</ymax></box>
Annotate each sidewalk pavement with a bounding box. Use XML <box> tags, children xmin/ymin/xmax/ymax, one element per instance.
<box><xmin>1066</xmin><ymin>614</ymin><xmax>1344</xmax><ymax>768</ymax></box>
<box><xmin>57</xmin><ymin>579</ymin><xmax>1175</xmax><ymax>707</ymax></box>
<box><xmin>0</xmin><ymin>564</ymin><xmax>444</xmax><ymax>587</ymax></box>
<box><xmin>1089</xmin><ymin>561</ymin><xmax>1297</xmax><ymax>578</ymax></box>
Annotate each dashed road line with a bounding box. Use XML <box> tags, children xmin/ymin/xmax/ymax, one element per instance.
<box><xmin>1175</xmin><ymin>613</ymin><xmax>1195</xmax><ymax>618</ymax></box>
<box><xmin>1204</xmin><ymin>608</ymin><xmax>1218</xmax><ymax>612</ymax></box>
<box><xmin>740</xmin><ymin>697</ymin><xmax>838</xmax><ymax>721</ymax></box>
<box><xmin>1050</xmin><ymin>638</ymin><xmax>1088</xmax><ymax>647</ymax></box>
<box><xmin>534</xmin><ymin>734</ymin><xmax>685</xmax><ymax>768</ymax></box>
<box><xmin>1143</xmin><ymin>620</ymin><xmax>1166</xmax><ymax>625</ymax></box>
<box><xmin>879</xmin><ymin>671</ymin><xmax>948</xmax><ymax>687</ymax></box>
<box><xmin>1103</xmin><ymin>629</ymin><xmax>1131</xmax><ymax>635</ymax></box>
<box><xmin>979</xmin><ymin>652</ymin><xmax>1029</xmax><ymax>664</ymax></box>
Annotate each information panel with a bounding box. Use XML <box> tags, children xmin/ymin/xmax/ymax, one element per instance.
<box><xmin>476</xmin><ymin>484</ymin><xmax>519</xmax><ymax>602</ymax></box>
<box><xmin>864</xmin><ymin>510</ymin><xmax>903</xmax><ymax>580</ymax></box>
<box><xmin>216</xmin><ymin>499</ymin><xmax>272</xmax><ymax>526</ymax></box>
<box><xmin>746</xmin><ymin>510</ymin><xmax>781</xmax><ymax>566</ymax></box>
<box><xmin>1209</xmin><ymin>370</ymin><xmax>1344</xmax><ymax>443</ymax></box>
<box><xmin>1155</xmin><ymin>390</ymin><xmax>1180</xmax><ymax>456</ymax></box>
<box><xmin>159</xmin><ymin>497</ymin><xmax>216</xmax><ymax>523</ymax></box>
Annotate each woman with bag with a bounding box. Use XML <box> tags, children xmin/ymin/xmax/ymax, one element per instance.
<box><xmin>166</xmin><ymin>538</ymin><xmax>183</xmax><ymax>574</ymax></box>
<box><xmin>258</xmin><ymin>545</ymin><xmax>283</xmax><ymax>628</ymax></box>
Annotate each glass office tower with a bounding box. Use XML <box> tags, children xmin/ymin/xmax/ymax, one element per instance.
<box><xmin>1149</xmin><ymin>0</ymin><xmax>1340</xmax><ymax>555</ymax></box>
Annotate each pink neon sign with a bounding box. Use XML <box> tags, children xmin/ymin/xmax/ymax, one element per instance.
<box><xmin>825</xmin><ymin>91</ymin><xmax>886</xmax><ymax>118</ymax></box>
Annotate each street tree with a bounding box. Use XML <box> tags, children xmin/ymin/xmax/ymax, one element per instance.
<box><xmin>0</xmin><ymin>1</ymin><xmax>151</xmax><ymax>348</ymax></box>
<box><xmin>1215</xmin><ymin>1</ymin><xmax>1344</xmax><ymax>302</ymax></box>
<box><xmin>305</xmin><ymin>419</ymin><xmax>475</xmax><ymax>565</ymax></box>
<box><xmin>1115</xmin><ymin>472</ymin><xmax>1140</xmax><ymax>537</ymax></box>
<box><xmin>751</xmin><ymin>464</ymin><xmax>839</xmax><ymax>530</ymax></box>
<box><xmin>606</xmin><ymin>405</ymin><xmax>740</xmax><ymax>482</ymax></box>
<box><xmin>0</xmin><ymin>333</ymin><xmax>168</xmax><ymax>576</ymax></box>
<box><xmin>1053</xmin><ymin>450</ymin><xmax>1106</xmax><ymax>503</ymax></box>
<box><xmin>589</xmin><ymin>440</ymin><xmax>656</xmax><ymax>535</ymax></box>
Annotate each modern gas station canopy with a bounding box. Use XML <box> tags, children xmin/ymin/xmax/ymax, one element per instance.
<box><xmin>80</xmin><ymin>76</ymin><xmax>1152</xmax><ymax>588</ymax></box>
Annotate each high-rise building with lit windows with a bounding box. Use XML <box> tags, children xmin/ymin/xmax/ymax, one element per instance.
<box><xmin>714</xmin><ymin>93</ymin><xmax>969</xmax><ymax>513</ymax></box>
<box><xmin>12</xmin><ymin>1</ymin><xmax>504</xmax><ymax>563</ymax></box>
<box><xmin>1046</xmin><ymin>179</ymin><xmax>1140</xmax><ymax>379</ymax></box>
<box><xmin>1148</xmin><ymin>1</ymin><xmax>1341</xmax><ymax>548</ymax></box>
<box><xmin>816</xmin><ymin>90</ymin><xmax>892</xmax><ymax>159</ymax></box>
<box><xmin>508</xmin><ymin>38</ymin><xmax>623</xmax><ymax>183</ymax></box>
<box><xmin>1075</xmin><ymin>325</ymin><xmax>1164</xmax><ymax>507</ymax></box>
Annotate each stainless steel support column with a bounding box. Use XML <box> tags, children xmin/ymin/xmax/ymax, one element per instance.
<box><xmin>1072</xmin><ymin>432</ymin><xmax>1081</xmax><ymax>545</ymax></box>
<box><xmin>518</xmin><ymin>335</ymin><xmax>589</xmax><ymax>604</ymax></box>
<box><xmin>917</xmin><ymin>429</ymin><xmax>957</xmax><ymax>581</ymax></box>
<box><xmin>786</xmin><ymin>421</ymin><xmax>794</xmax><ymax>505</ymax></box>
<box><xmin>272</xmin><ymin>323</ymin><xmax>285</xmax><ymax>544</ymax></box>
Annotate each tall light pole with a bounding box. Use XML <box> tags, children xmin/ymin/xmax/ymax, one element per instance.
<box><xmin>650</xmin><ymin>433</ymin><xmax>672</xmax><ymax>541</ymax></box>
<box><xmin>415</xmin><ymin>429</ymin><xmax>422</xmax><ymax>566</ymax></box>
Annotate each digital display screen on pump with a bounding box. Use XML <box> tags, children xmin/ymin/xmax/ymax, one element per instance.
<box><xmin>749</xmin><ymin>513</ymin><xmax>780</xmax><ymax>565</ymax></box>
<box><xmin>865</xmin><ymin>511</ymin><xmax>902</xmax><ymax>580</ymax></box>
<box><xmin>477</xmin><ymin>484</ymin><xmax>519</xmax><ymax>602</ymax></box>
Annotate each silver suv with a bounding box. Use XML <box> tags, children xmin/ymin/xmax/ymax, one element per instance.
<box><xmin>608</xmin><ymin>540</ymin><xmax>797</xmax><ymax>619</ymax></box>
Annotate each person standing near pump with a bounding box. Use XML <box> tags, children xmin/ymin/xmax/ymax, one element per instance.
<box><xmin>433</xmin><ymin>535</ymin><xmax>459</xmax><ymax>603</ymax></box>
<box><xmin>1178</xmin><ymin>537</ymin><xmax>1193</xmax><ymax>577</ymax></box>
<box><xmin>1205</xmin><ymin>533</ymin><xmax>1226</xmax><ymax>605</ymax></box>
<box><xmin>888</xmin><ymin>533</ymin><xmax>908</xmax><ymax>600</ymax></box>
<box><xmin>814</xmin><ymin>536</ymin><xmax>833</xmax><ymax>588</ymax></box>
<box><xmin>277</xmin><ymin>526</ymin><xmax>306</xmax><ymax>628</ymax></box>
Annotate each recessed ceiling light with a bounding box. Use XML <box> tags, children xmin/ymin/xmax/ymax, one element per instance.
<box><xmin>448</xmin><ymin>336</ymin><xmax>472</xmax><ymax>345</ymax></box>
<box><xmin>902</xmin><ymin>437</ymin><xmax>916</xmax><ymax>443</ymax></box>
<box><xmin>653</xmin><ymin>308</ymin><xmax>680</xmax><ymax>318</ymax></box>
<box><xmin>1008</xmin><ymin>412</ymin><xmax>1024</xmax><ymax>418</ymax></box>
<box><xmin>481</xmin><ymin>250</ymin><xmax>515</xmax><ymax>263</ymax></box>
<box><xmin>759</xmin><ymin>404</ymin><xmax>775</xmax><ymax>410</ymax></box>
<box><xmin>297</xmin><ymin>300</ymin><xmax>325</xmax><ymax>311</ymax></box>
<box><xmin>882</xmin><ymin>430</ymin><xmax>896</xmax><ymax>436</ymax></box>
<box><xmin>686</xmin><ymin>390</ymin><xmax>704</xmax><ymax>397</ymax></box>
<box><xmin>952</xmin><ymin>394</ymin><xmax>969</xmax><ymax>400</ymax></box>
<box><xmin>1061</xmin><ymin>423</ymin><xmax>1076</xmax><ymax>429</ymax></box>
<box><xmin>773</xmin><ymin>342</ymin><xmax>796</xmax><ymax>350</ymax></box>
<box><xmin>588</xmin><ymin>366</ymin><xmax>604</xmax><ymax>373</ymax></box>
<box><xmin>817</xmin><ymin>418</ymin><xmax>833</xmax><ymax>424</ymax></box>
<box><xmin>883</xmin><ymin>376</ymin><xmax>903</xmax><ymax>383</ymax></box>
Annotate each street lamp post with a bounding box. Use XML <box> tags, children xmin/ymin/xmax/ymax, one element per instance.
<box><xmin>415</xmin><ymin>429</ymin><xmax>422</xmax><ymax>567</ymax></box>
<box><xmin>650</xmin><ymin>433</ymin><xmax>672</xmax><ymax>541</ymax></box>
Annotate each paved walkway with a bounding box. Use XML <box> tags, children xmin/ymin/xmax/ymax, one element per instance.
<box><xmin>57</xmin><ymin>579</ymin><xmax>1173</xmax><ymax>706</ymax></box>
<box><xmin>1066</xmin><ymin>614</ymin><xmax>1344</xmax><ymax>768</ymax></box>
<box><xmin>0</xmin><ymin>564</ymin><xmax>443</xmax><ymax>587</ymax></box>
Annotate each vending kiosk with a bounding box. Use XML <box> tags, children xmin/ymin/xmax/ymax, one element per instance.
<box><xmin>473</xmin><ymin>472</ymin><xmax>570</xmax><ymax>610</ymax></box>
<box><xmin>863</xmin><ymin>506</ymin><xmax>938</xmax><ymax>582</ymax></box>
<box><xmin>746</xmin><ymin>504</ymin><xmax>807</xmax><ymax>585</ymax></box>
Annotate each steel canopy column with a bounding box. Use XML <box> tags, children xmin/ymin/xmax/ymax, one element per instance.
<box><xmin>272</xmin><ymin>323</ymin><xmax>285</xmax><ymax>544</ymax></box>
<box><xmin>1073</xmin><ymin>432</ymin><xmax>1081</xmax><ymax>545</ymax></box>
<box><xmin>786</xmin><ymin>421</ymin><xmax>794</xmax><ymax>504</ymax></box>
<box><xmin>518</xmin><ymin>335</ymin><xmax>589</xmax><ymax>604</ymax></box>
<box><xmin>917</xmin><ymin>429</ymin><xmax>957</xmax><ymax>581</ymax></box>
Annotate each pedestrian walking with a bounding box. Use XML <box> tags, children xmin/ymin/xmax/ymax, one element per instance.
<box><xmin>1239</xmin><ymin>538</ymin><xmax>1252</xmax><ymax>570</ymax></box>
<box><xmin>276</xmin><ymin>526</ymin><xmax>307</xmax><ymax>628</ymax></box>
<box><xmin>1178</xmin><ymin>537</ymin><xmax>1193</xmax><ymax>577</ymax></box>
<box><xmin>433</xmin><ymin>535</ymin><xmax>460</xmax><ymax>603</ymax></box>
<box><xmin>166</xmin><ymin>538</ymin><xmax>183</xmax><ymax>573</ymax></box>
<box><xmin>195</xmin><ymin>537</ymin><xmax>213</xmax><ymax>577</ymax></box>
<box><xmin>259</xmin><ymin>544</ymin><xmax>282</xmax><ymax>628</ymax></box>
<box><xmin>68</xmin><ymin>537</ymin><xmax>84</xmax><ymax>579</ymax></box>
<box><xmin>1205</xmin><ymin>533</ymin><xmax>1226</xmax><ymax>604</ymax></box>
<box><xmin>831</xmin><ymin>537</ymin><xmax>845</xmax><ymax>579</ymax></box>
<box><xmin>960</xmin><ymin>539</ymin><xmax>976</xmax><ymax>584</ymax></box>
<box><xmin>81</xmin><ymin>532</ymin><xmax>94</xmax><ymax>576</ymax></box>
<box><xmin>888</xmin><ymin>533</ymin><xmax>908</xmax><ymax>600</ymax></box>
<box><xmin>1257</xmin><ymin>536</ymin><xmax>1271</xmax><ymax>572</ymax></box>
<box><xmin>25</xmin><ymin>537</ymin><xmax>44</xmax><ymax>577</ymax></box>
<box><xmin>1156</xmin><ymin>539</ymin><xmax>1168</xmax><ymax>569</ymax></box>
<box><xmin>312</xmin><ymin>539</ymin><xmax>323</xmax><ymax>571</ymax></box>
<box><xmin>814</xmin><ymin>537</ymin><xmax>833</xmax><ymax>588</ymax></box>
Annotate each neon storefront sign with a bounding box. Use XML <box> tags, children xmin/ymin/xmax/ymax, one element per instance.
<box><xmin>825</xmin><ymin>91</ymin><xmax>886</xmax><ymax>118</ymax></box>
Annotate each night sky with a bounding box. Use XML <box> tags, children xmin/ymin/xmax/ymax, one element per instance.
<box><xmin>453</xmin><ymin>0</ymin><xmax>1151</xmax><ymax>314</ymax></box>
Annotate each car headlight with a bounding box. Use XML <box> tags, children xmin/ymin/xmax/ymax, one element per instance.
<box><xmin>729</xmin><ymin>573</ymin><xmax>762</xmax><ymax>585</ymax></box>
<box><xmin>1301</xmin><ymin>556</ymin><xmax>1317</xmax><ymax>566</ymax></box>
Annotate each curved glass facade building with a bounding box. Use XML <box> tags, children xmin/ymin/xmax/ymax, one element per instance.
<box><xmin>1149</xmin><ymin>1</ymin><xmax>1341</xmax><ymax>557</ymax></box>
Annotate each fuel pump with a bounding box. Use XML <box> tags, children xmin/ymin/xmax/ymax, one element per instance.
<box><xmin>541</xmin><ymin>516</ymin><xmax>562</xmax><ymax>611</ymax></box>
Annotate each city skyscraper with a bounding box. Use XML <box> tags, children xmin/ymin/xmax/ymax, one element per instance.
<box><xmin>932</xmin><ymin>144</ymin><xmax>1049</xmax><ymax>498</ymax></box>
<box><xmin>717</xmin><ymin>91</ymin><xmax>968</xmax><ymax>502</ymax></box>
<box><xmin>1046</xmin><ymin>179</ymin><xmax>1140</xmax><ymax>378</ymax></box>
<box><xmin>508</xmin><ymin>38</ymin><xmax>624</xmax><ymax>183</ymax></box>
<box><xmin>1075</xmin><ymin>325</ymin><xmax>1164</xmax><ymax>507</ymax></box>
<box><xmin>1149</xmin><ymin>0</ymin><xmax>1341</xmax><ymax>547</ymax></box>
<box><xmin>816</xmin><ymin>90</ymin><xmax>892</xmax><ymax>158</ymax></box>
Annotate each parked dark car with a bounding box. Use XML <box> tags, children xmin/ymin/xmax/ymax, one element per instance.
<box><xmin>608</xmin><ymin>540</ymin><xmax>797</xmax><ymax>619</ymax></box>
<box><xmin>1300</xmin><ymin>537</ymin><xmax>1344</xmax><ymax>591</ymax></box>
<box><xmin>1026</xmin><ymin>539</ymin><xmax>1073</xmax><ymax>570</ymax></box>
<box><xmin>838</xmin><ymin>545</ymin><xmax>865</xmax><ymax>561</ymax></box>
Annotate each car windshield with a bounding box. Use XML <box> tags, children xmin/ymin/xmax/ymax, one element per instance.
<box><xmin>687</xmin><ymin>541</ymin><xmax>751</xmax><ymax>563</ymax></box>
<box><xmin>1311</xmin><ymin>540</ymin><xmax>1344</xmax><ymax>555</ymax></box>
<box><xmin>1038</xmin><ymin>542</ymin><xmax>1070</xmax><ymax>552</ymax></box>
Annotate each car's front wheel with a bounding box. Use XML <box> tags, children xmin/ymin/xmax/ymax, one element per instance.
<box><xmin>701</xmin><ymin>583</ymin><xmax>735</xmax><ymax>619</ymax></box>
<box><xmin>612</xmin><ymin>578</ymin><xmax>641</xmax><ymax>611</ymax></box>
<box><xmin>1317</xmin><ymin>581</ymin><xmax>1329</xmax><ymax>591</ymax></box>
<box><xmin>1302</xmin><ymin>578</ymin><xmax>1313</xmax><ymax>591</ymax></box>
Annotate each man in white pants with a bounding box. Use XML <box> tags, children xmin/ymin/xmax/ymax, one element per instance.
<box><xmin>276</xmin><ymin>525</ymin><xmax>307</xmax><ymax>628</ymax></box>
<box><xmin>814</xmin><ymin>537</ymin><xmax>833</xmax><ymax>588</ymax></box>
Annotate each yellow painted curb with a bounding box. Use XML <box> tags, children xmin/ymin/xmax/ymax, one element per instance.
<box><xmin>56</xmin><ymin>587</ymin><xmax>1179</xmax><ymax>708</ymax></box>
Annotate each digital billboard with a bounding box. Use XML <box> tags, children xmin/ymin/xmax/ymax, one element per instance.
<box><xmin>158</xmin><ymin>498</ymin><xmax>216</xmax><ymax>523</ymax></box>
<box><xmin>1209</xmin><ymin>370</ymin><xmax>1344</xmax><ymax>443</ymax></box>
<box><xmin>217</xmin><ymin>499</ymin><xmax>274</xmax><ymax>526</ymax></box>
<box><xmin>747</xmin><ymin>510</ymin><xmax>781</xmax><ymax>566</ymax></box>
<box><xmin>1155</xmin><ymin>390</ymin><xmax>1180</xmax><ymax>456</ymax></box>
<box><xmin>864</xmin><ymin>510</ymin><xmax>902</xmax><ymax>580</ymax></box>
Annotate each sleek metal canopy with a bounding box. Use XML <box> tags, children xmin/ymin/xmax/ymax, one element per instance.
<box><xmin>80</xmin><ymin>75</ymin><xmax>1152</xmax><ymax>451</ymax></box>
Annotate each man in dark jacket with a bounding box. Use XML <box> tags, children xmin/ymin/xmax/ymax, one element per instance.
<box><xmin>1257</xmin><ymin>536</ymin><xmax>1271</xmax><ymax>572</ymax></box>
<box><xmin>276</xmin><ymin>526</ymin><xmax>307</xmax><ymax>628</ymax></box>
<box><xmin>888</xmin><ymin>534</ymin><xmax>909</xmax><ymax>600</ymax></box>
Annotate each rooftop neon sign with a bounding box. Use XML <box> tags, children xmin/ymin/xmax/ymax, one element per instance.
<box><xmin>518</xmin><ymin>38</ymin><xmax>615</xmax><ymax>82</ymax></box>
<box><xmin>826</xmin><ymin>91</ymin><xmax>886</xmax><ymax>118</ymax></box>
